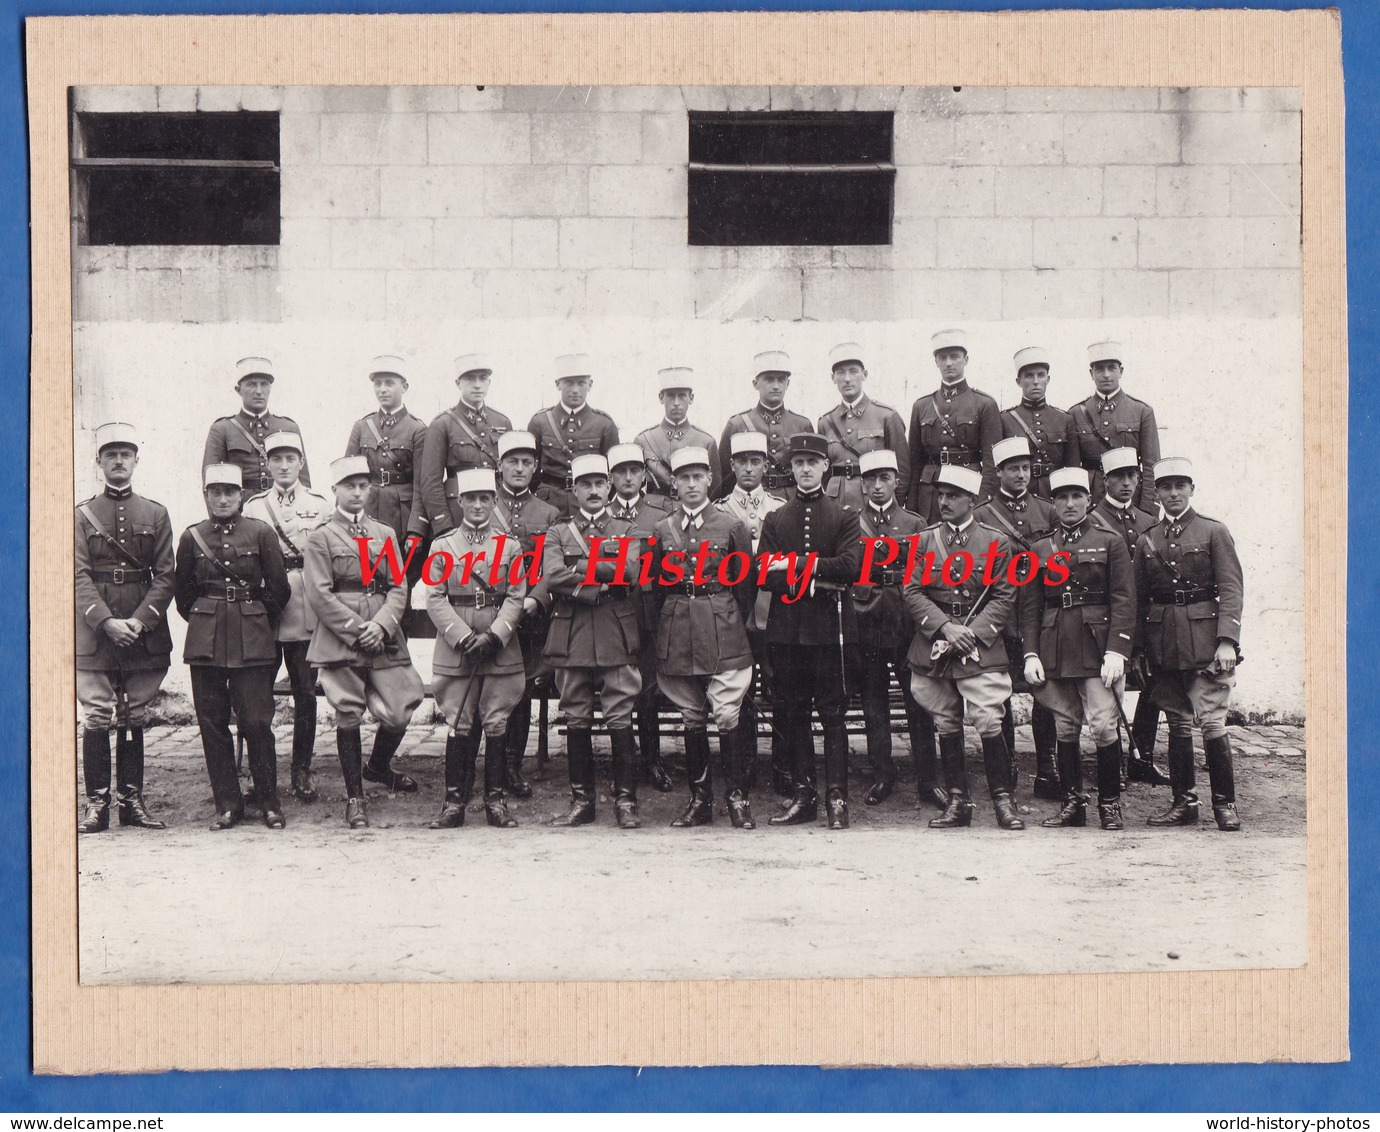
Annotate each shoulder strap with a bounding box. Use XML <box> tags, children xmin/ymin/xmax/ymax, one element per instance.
<box><xmin>261</xmin><ymin>495</ymin><xmax>305</xmax><ymax>558</ymax></box>
<box><xmin>1005</xmin><ymin>408</ymin><xmax>1041</xmax><ymax>449</ymax></box>
<box><xmin>226</xmin><ymin>418</ymin><xmax>268</xmax><ymax>458</ymax></box>
<box><xmin>979</xmin><ymin>503</ymin><xmax>1027</xmax><ymax>548</ymax></box>
<box><xmin>447</xmin><ymin>407</ymin><xmax>499</xmax><ymax>463</ymax></box>
<box><xmin>489</xmin><ymin>503</ymin><xmax>510</xmax><ymax>534</ymax></box>
<box><xmin>77</xmin><ymin>503</ymin><xmax>145</xmax><ymax>569</ymax></box>
<box><xmin>544</xmin><ymin>410</ymin><xmax>573</xmax><ymax>459</ymax></box>
<box><xmin>363</xmin><ymin>416</ymin><xmax>385</xmax><ymax>446</ymax></box>
<box><xmin>1072</xmin><ymin>402</ymin><xmax>1112</xmax><ymax>449</ymax></box>
<box><xmin>189</xmin><ymin>525</ymin><xmax>252</xmax><ymax>587</ymax></box>
<box><xmin>565</xmin><ymin>519</ymin><xmax>589</xmax><ymax>555</ymax></box>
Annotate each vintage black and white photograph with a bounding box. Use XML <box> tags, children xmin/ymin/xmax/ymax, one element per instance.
<box><xmin>69</xmin><ymin>81</ymin><xmax>1304</xmax><ymax>986</ymax></box>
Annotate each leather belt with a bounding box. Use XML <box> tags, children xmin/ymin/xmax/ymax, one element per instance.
<box><xmin>675</xmin><ymin>580</ymin><xmax>725</xmax><ymax>597</ymax></box>
<box><xmin>936</xmin><ymin>448</ymin><xmax>978</xmax><ymax>466</ymax></box>
<box><xmin>448</xmin><ymin>590</ymin><xmax>508</xmax><ymax>608</ymax></box>
<box><xmin>598</xmin><ymin>587</ymin><xmax>630</xmax><ymax>602</ymax></box>
<box><xmin>763</xmin><ymin>472</ymin><xmax>792</xmax><ymax>491</ymax></box>
<box><xmin>934</xmin><ymin>599</ymin><xmax>975</xmax><ymax>618</ymax></box>
<box><xmin>199</xmin><ymin>583</ymin><xmax>262</xmax><ymax>602</ymax></box>
<box><xmin>1057</xmin><ymin>590</ymin><xmax>1107</xmax><ymax>609</ymax></box>
<box><xmin>332</xmin><ymin>580</ymin><xmax>392</xmax><ymax>595</ymax></box>
<box><xmin>831</xmin><ymin>463</ymin><xmax>859</xmax><ymax>479</ymax></box>
<box><xmin>282</xmin><ymin>555</ymin><xmax>304</xmax><ymax>570</ymax></box>
<box><xmin>542</xmin><ymin>471</ymin><xmax>575</xmax><ymax>491</ymax></box>
<box><xmin>866</xmin><ymin>568</ymin><xmax>905</xmax><ymax>587</ymax></box>
<box><xmin>1150</xmin><ymin>586</ymin><xmax>1219</xmax><ymax>606</ymax></box>
<box><xmin>87</xmin><ymin>567</ymin><xmax>153</xmax><ymax>585</ymax></box>
<box><xmin>371</xmin><ymin>471</ymin><xmax>412</xmax><ymax>487</ymax></box>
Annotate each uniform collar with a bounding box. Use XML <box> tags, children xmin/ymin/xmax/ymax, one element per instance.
<box><xmin>1103</xmin><ymin>495</ymin><xmax>1134</xmax><ymax>511</ymax></box>
<box><xmin>756</xmin><ymin>401</ymin><xmax>786</xmax><ymax>420</ymax></box>
<box><xmin>460</xmin><ymin>519</ymin><xmax>490</xmax><ymax>539</ymax></box>
<box><xmin>1060</xmin><ymin>517</ymin><xmax>1091</xmax><ymax>542</ymax></box>
<box><xmin>336</xmin><ymin>508</ymin><xmax>366</xmax><ymax>527</ymax></box>
<box><xmin>1164</xmin><ymin>505</ymin><xmax>1195</xmax><ymax>526</ymax></box>
<box><xmin>940</xmin><ymin>379</ymin><xmax>969</xmax><ymax>396</ymax></box>
<box><xmin>103</xmin><ymin>483</ymin><xmax>133</xmax><ymax>500</ymax></box>
<box><xmin>734</xmin><ymin>485</ymin><xmax>764</xmax><ymax>506</ymax></box>
<box><xmin>501</xmin><ymin>486</ymin><xmax>532</xmax><ymax>501</ymax></box>
<box><xmin>561</xmin><ymin>402</ymin><xmax>586</xmax><ymax>419</ymax></box>
<box><xmin>274</xmin><ymin>482</ymin><xmax>300</xmax><ymax>505</ymax></box>
<box><xmin>378</xmin><ymin>406</ymin><xmax>405</xmax><ymax>425</ymax></box>
<box><xmin>868</xmin><ymin>501</ymin><xmax>893</xmax><ymax>521</ymax></box>
<box><xmin>946</xmin><ymin>515</ymin><xmax>974</xmax><ymax>534</ymax></box>
<box><xmin>1095</xmin><ymin>390</ymin><xmax>1121</xmax><ymax>409</ymax></box>
<box><xmin>999</xmin><ymin>488</ymin><xmax>1028</xmax><ymax>503</ymax></box>
<box><xmin>579</xmin><ymin>507</ymin><xmax>607</xmax><ymax>523</ymax></box>
<box><xmin>1020</xmin><ymin>397</ymin><xmax>1047</xmax><ymax>410</ymax></box>
<box><xmin>239</xmin><ymin>407</ymin><xmax>269</xmax><ymax>422</ymax></box>
<box><xmin>798</xmin><ymin>487</ymin><xmax>824</xmax><ymax>502</ymax></box>
<box><xmin>681</xmin><ymin>500</ymin><xmax>710</xmax><ymax>521</ymax></box>
<box><xmin>839</xmin><ymin>394</ymin><xmax>868</xmax><ymax>414</ymax></box>
<box><xmin>210</xmin><ymin>514</ymin><xmax>240</xmax><ymax>533</ymax></box>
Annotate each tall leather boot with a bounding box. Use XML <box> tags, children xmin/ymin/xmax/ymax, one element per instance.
<box><xmin>551</xmin><ymin>729</ymin><xmax>596</xmax><ymax>826</ymax></box>
<box><xmin>115</xmin><ymin>727</ymin><xmax>164</xmax><ymax>829</ymax></box>
<box><xmin>722</xmin><ymin>725</ymin><xmax>755</xmax><ymax>829</ymax></box>
<box><xmin>428</xmin><ymin>731</ymin><xmax>469</xmax><ymax>829</ymax></box>
<box><xmin>484</xmin><ymin>733</ymin><xmax>518</xmax><ymax>828</ymax></box>
<box><xmin>363</xmin><ymin>726</ymin><xmax>417</xmax><ymax>793</ymax></box>
<box><xmin>79</xmin><ymin>727</ymin><xmax>111</xmax><ymax>834</ymax></box>
<box><xmin>1148</xmin><ymin>732</ymin><xmax>1200</xmax><ymax>826</ymax></box>
<box><xmin>458</xmin><ymin>730</ymin><xmax>480</xmax><ymax>805</ymax></box>
<box><xmin>770</xmin><ymin>714</ymin><xmax>818</xmax><ymax>825</ymax></box>
<box><xmin>504</xmin><ymin>695</ymin><xmax>533</xmax><ymax>796</ymax></box>
<box><xmin>910</xmin><ymin>709</ymin><xmax>948</xmax><ymax>810</ymax></box>
<box><xmin>1032</xmin><ymin>703</ymin><xmax>1062</xmax><ymax>799</ymax></box>
<box><xmin>1095</xmin><ymin>739</ymin><xmax>1124</xmax><ymax>830</ymax></box>
<box><xmin>823</xmin><ymin>722</ymin><xmax>850</xmax><ymax>829</ymax></box>
<box><xmin>1204</xmin><ymin>734</ymin><xmax>1241</xmax><ymax>831</ymax></box>
<box><xmin>737</xmin><ymin>696</ymin><xmax>759</xmax><ymax>792</ymax></box>
<box><xmin>929</xmin><ymin>732</ymin><xmax>974</xmax><ymax>828</ymax></box>
<box><xmin>863</xmin><ymin>720</ymin><xmax>895</xmax><ymax>806</ymax></box>
<box><xmin>1041</xmin><ymin>739</ymin><xmax>1087</xmax><ymax>828</ymax></box>
<box><xmin>769</xmin><ymin>696</ymin><xmax>792</xmax><ymax>797</ymax></box>
<box><xmin>610</xmin><ymin>727</ymin><xmax>641</xmax><ymax>829</ymax></box>
<box><xmin>291</xmin><ymin>700</ymin><xmax>319</xmax><ymax>802</ymax></box>
<box><xmin>1128</xmin><ymin>695</ymin><xmax>1170</xmax><ymax>784</ymax></box>
<box><xmin>638</xmin><ymin>696</ymin><xmax>673</xmax><ymax>793</ymax></box>
<box><xmin>982</xmin><ymin>733</ymin><xmax>1025</xmax><ymax>830</ymax></box>
<box><xmin>338</xmin><ymin>726</ymin><xmax>368</xmax><ymax>828</ymax></box>
<box><xmin>671</xmin><ymin>729</ymin><xmax>713</xmax><ymax>827</ymax></box>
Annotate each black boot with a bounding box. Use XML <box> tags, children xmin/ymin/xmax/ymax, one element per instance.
<box><xmin>863</xmin><ymin>710</ymin><xmax>895</xmax><ymax>806</ymax></box>
<box><xmin>769</xmin><ymin>698</ymin><xmax>793</xmax><ymax>797</ymax></box>
<box><xmin>551</xmin><ymin>729</ymin><xmax>596</xmax><ymax>826</ymax></box>
<box><xmin>363</xmin><ymin>726</ymin><xmax>417</xmax><ymax>793</ymax></box>
<box><xmin>722</xmin><ymin>725</ymin><xmax>755</xmax><ymax>829</ymax></box>
<box><xmin>484</xmin><ymin>733</ymin><xmax>518</xmax><ymax>828</ymax></box>
<box><xmin>982</xmin><ymin>733</ymin><xmax>1024</xmax><ymax>830</ymax></box>
<box><xmin>671</xmin><ymin>729</ymin><xmax>712</xmax><ymax>827</ymax></box>
<box><xmin>504</xmin><ymin>695</ymin><xmax>533</xmax><ymax>797</ymax></box>
<box><xmin>459</xmin><ymin>730</ymin><xmax>480</xmax><ymax>804</ymax></box>
<box><xmin>738</xmin><ymin>695</ymin><xmax>760</xmax><ymax>792</ymax></box>
<box><xmin>1205</xmin><ymin>734</ymin><xmax>1241</xmax><ymax>831</ymax></box>
<box><xmin>770</xmin><ymin>715</ymin><xmax>818</xmax><ymax>825</ymax></box>
<box><xmin>1032</xmin><ymin>704</ymin><xmax>1062</xmax><ymax>799</ymax></box>
<box><xmin>338</xmin><ymin>726</ymin><xmax>368</xmax><ymax>828</ymax></box>
<box><xmin>610</xmin><ymin>728</ymin><xmax>641</xmax><ymax>829</ymax></box>
<box><xmin>1041</xmin><ymin>739</ymin><xmax>1087</xmax><ymax>827</ymax></box>
<box><xmin>638</xmin><ymin>697</ymin><xmax>673</xmax><ymax>793</ymax></box>
<box><xmin>824</xmin><ymin>722</ymin><xmax>850</xmax><ymax>829</ymax></box>
<box><xmin>910</xmin><ymin>712</ymin><xmax>948</xmax><ymax>810</ymax></box>
<box><xmin>429</xmin><ymin>732</ymin><xmax>470</xmax><ymax>828</ymax></box>
<box><xmin>79</xmin><ymin>728</ymin><xmax>111</xmax><ymax>833</ymax></box>
<box><xmin>929</xmin><ymin>732</ymin><xmax>974</xmax><ymax>828</ymax></box>
<box><xmin>1128</xmin><ymin>694</ymin><xmax>1169</xmax><ymax>784</ymax></box>
<box><xmin>1095</xmin><ymin>739</ymin><xmax>1124</xmax><ymax>830</ymax></box>
<box><xmin>291</xmin><ymin>700</ymin><xmax>318</xmax><ymax>802</ymax></box>
<box><xmin>1148</xmin><ymin>732</ymin><xmax>1200</xmax><ymax>826</ymax></box>
<box><xmin>112</xmin><ymin>727</ymin><xmax>165</xmax><ymax>829</ymax></box>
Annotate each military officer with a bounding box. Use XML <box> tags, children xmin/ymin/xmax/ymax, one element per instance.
<box><xmin>907</xmin><ymin>329</ymin><xmax>1001</xmax><ymax>520</ymax></box>
<box><xmin>493</xmin><ymin>430</ymin><xmax>563</xmax><ymax>797</ymax></box>
<box><xmin>1071</xmin><ymin>341</ymin><xmax>1161</xmax><ymax>513</ymax></box>
<box><xmin>975</xmin><ymin>436</ymin><xmax>1060</xmax><ymax>800</ymax></box>
<box><xmin>758</xmin><ymin>433</ymin><xmax>864</xmax><ymax>830</ymax></box>
<box><xmin>904</xmin><ymin>465</ymin><xmax>1023</xmax><ymax>830</ymax></box>
<box><xmin>608</xmin><ymin>442</ymin><xmax>676</xmax><ymax>792</ymax></box>
<box><xmin>715</xmin><ymin>431</ymin><xmax>789</xmax><ymax>795</ymax></box>
<box><xmin>345</xmin><ymin>355</ymin><xmax>429</xmax><ymax>581</ymax></box>
<box><xmin>850</xmin><ymin>449</ymin><xmax>944</xmax><ymax>809</ymax></box>
<box><xmin>1094</xmin><ymin>447</ymin><xmax>1170</xmax><ymax>785</ymax></box>
<box><xmin>635</xmin><ymin>368</ymin><xmax>721</xmax><ymax>502</ymax></box>
<box><xmin>174</xmin><ymin>464</ymin><xmax>292</xmax><ymax>829</ymax></box>
<box><xmin>1000</xmin><ymin>346</ymin><xmax>1079</xmax><ymax>500</ymax></box>
<box><xmin>540</xmin><ymin>454</ymin><xmax>643</xmax><ymax>828</ymax></box>
<box><xmin>202</xmin><ymin>356</ymin><xmax>311</xmax><ymax>497</ymax></box>
<box><xmin>1134</xmin><ymin>458</ymin><xmax>1245</xmax><ymax>831</ymax></box>
<box><xmin>817</xmin><ymin>342</ymin><xmax>910</xmax><ymax>515</ymax></box>
<box><xmin>304</xmin><ymin>456</ymin><xmax>425</xmax><ymax>829</ymax></box>
<box><xmin>1020</xmin><ymin>468</ymin><xmax>1137</xmax><ymax>830</ymax></box>
<box><xmin>425</xmin><ymin>468</ymin><xmax>529</xmax><ymax>830</ymax></box>
<box><xmin>242</xmin><ymin>432</ymin><xmax>330</xmax><ymax>802</ymax></box>
<box><xmin>717</xmin><ymin>350</ymin><xmax>813</xmax><ymax>499</ymax></box>
<box><xmin>75</xmin><ymin>422</ymin><xmax>175</xmax><ymax>834</ymax></box>
<box><xmin>650</xmin><ymin>447</ymin><xmax>758</xmax><ymax>828</ymax></box>
<box><xmin>527</xmin><ymin>353</ymin><xmax>620</xmax><ymax>517</ymax></box>
<box><xmin>418</xmin><ymin>353</ymin><xmax>512</xmax><ymax>537</ymax></box>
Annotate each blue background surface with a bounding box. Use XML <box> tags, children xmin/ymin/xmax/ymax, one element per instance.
<box><xmin>2</xmin><ymin>0</ymin><xmax>1371</xmax><ymax>1112</ymax></box>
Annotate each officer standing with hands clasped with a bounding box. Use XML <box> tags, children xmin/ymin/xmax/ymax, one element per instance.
<box><xmin>175</xmin><ymin>463</ymin><xmax>292</xmax><ymax>830</ymax></box>
<box><xmin>304</xmin><ymin>456</ymin><xmax>425</xmax><ymax>829</ymax></box>
<box><xmin>1020</xmin><ymin>467</ymin><xmax>1136</xmax><ymax>830</ymax></box>
<box><xmin>425</xmin><ymin>468</ymin><xmax>529</xmax><ymax>830</ymax></box>
<box><xmin>1134</xmin><ymin>458</ymin><xmax>1245</xmax><ymax>831</ymax></box>
<box><xmin>202</xmin><ymin>357</ymin><xmax>311</xmax><ymax>498</ymax></box>
<box><xmin>76</xmin><ymin>422</ymin><xmax>176</xmax><ymax>833</ymax></box>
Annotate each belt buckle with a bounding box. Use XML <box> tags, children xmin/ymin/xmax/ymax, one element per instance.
<box><xmin>564</xmin><ymin>472</ymin><xmax>574</xmax><ymax>490</ymax></box>
<box><xmin>939</xmin><ymin>449</ymin><xmax>951</xmax><ymax>465</ymax></box>
<box><xmin>225</xmin><ymin>585</ymin><xmax>238</xmax><ymax>602</ymax></box>
<box><xmin>950</xmin><ymin>601</ymin><xmax>963</xmax><ymax>617</ymax></box>
<box><xmin>1174</xmin><ymin>589</ymin><xmax>1187</xmax><ymax>606</ymax></box>
<box><xmin>474</xmin><ymin>589</ymin><xmax>488</xmax><ymax>609</ymax></box>
<box><xmin>683</xmin><ymin>581</ymin><xmax>696</xmax><ymax>597</ymax></box>
<box><xmin>378</xmin><ymin>471</ymin><xmax>392</xmax><ymax>486</ymax></box>
<box><xmin>111</xmin><ymin>568</ymin><xmax>125</xmax><ymax>585</ymax></box>
<box><xmin>1061</xmin><ymin>591</ymin><xmax>1073</xmax><ymax>609</ymax></box>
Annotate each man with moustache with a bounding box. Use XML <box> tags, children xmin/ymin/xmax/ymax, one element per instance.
<box><xmin>1134</xmin><ymin>458</ymin><xmax>1245</xmax><ymax>831</ymax></box>
<box><xmin>634</xmin><ymin>367</ymin><xmax>721</xmax><ymax>502</ymax></box>
<box><xmin>758</xmin><ymin>433</ymin><xmax>864</xmax><ymax>830</ymax></box>
<box><xmin>717</xmin><ymin>351</ymin><xmax>813</xmax><ymax>500</ymax></box>
<box><xmin>202</xmin><ymin>356</ymin><xmax>311</xmax><ymax>497</ymax></box>
<box><xmin>907</xmin><ymin>329</ymin><xmax>1001</xmax><ymax>521</ymax></box>
<box><xmin>75</xmin><ymin>423</ymin><xmax>176</xmax><ymax>834</ymax></box>
<box><xmin>817</xmin><ymin>341</ymin><xmax>910</xmax><ymax>515</ymax></box>
<box><xmin>528</xmin><ymin>354</ymin><xmax>620</xmax><ymax>517</ymax></box>
<box><xmin>418</xmin><ymin>353</ymin><xmax>512</xmax><ymax>537</ymax></box>
<box><xmin>999</xmin><ymin>346</ymin><xmax>1079</xmax><ymax>500</ymax></box>
<box><xmin>1071</xmin><ymin>341</ymin><xmax>1161</xmax><ymax>513</ymax></box>
<box><xmin>174</xmin><ymin>464</ymin><xmax>292</xmax><ymax>830</ymax></box>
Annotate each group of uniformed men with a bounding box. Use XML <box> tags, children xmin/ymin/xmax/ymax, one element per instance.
<box><xmin>75</xmin><ymin>330</ymin><xmax>1245</xmax><ymax>836</ymax></box>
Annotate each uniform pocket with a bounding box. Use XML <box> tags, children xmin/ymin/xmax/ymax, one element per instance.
<box><xmin>183</xmin><ymin>607</ymin><xmax>218</xmax><ymax>662</ymax></box>
<box><xmin>573</xmin><ymin>437</ymin><xmax>602</xmax><ymax>454</ymax></box>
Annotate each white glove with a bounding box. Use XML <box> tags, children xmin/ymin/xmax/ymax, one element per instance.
<box><xmin>1023</xmin><ymin>656</ymin><xmax>1045</xmax><ymax>687</ymax></box>
<box><xmin>1101</xmin><ymin>652</ymin><xmax>1126</xmax><ymax>689</ymax></box>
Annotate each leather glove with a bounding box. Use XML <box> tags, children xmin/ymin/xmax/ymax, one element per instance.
<box><xmin>1101</xmin><ymin>652</ymin><xmax>1126</xmax><ymax>689</ymax></box>
<box><xmin>461</xmin><ymin>630</ymin><xmax>501</xmax><ymax>661</ymax></box>
<box><xmin>1130</xmin><ymin>653</ymin><xmax>1150</xmax><ymax>687</ymax></box>
<box><xmin>1023</xmin><ymin>656</ymin><xmax>1046</xmax><ymax>687</ymax></box>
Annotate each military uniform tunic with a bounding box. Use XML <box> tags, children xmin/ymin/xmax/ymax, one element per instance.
<box><xmin>906</xmin><ymin>380</ymin><xmax>1001</xmax><ymax>520</ymax></box>
<box><xmin>634</xmin><ymin>420</ymin><xmax>721</xmax><ymax>501</ymax></box>
<box><xmin>1070</xmin><ymin>391</ymin><xmax>1161</xmax><ymax>513</ymax></box>
<box><xmin>526</xmin><ymin>403</ymin><xmax>620</xmax><ymax>516</ymax></box>
<box><xmin>718</xmin><ymin>404</ymin><xmax>813</xmax><ymax>497</ymax></box>
<box><xmin>202</xmin><ymin>408</ymin><xmax>311</xmax><ymax>497</ymax></box>
<box><xmin>417</xmin><ymin>401</ymin><xmax>512</xmax><ymax>535</ymax></box>
<box><xmin>716</xmin><ymin>485</ymin><xmax>785</xmax><ymax>631</ymax></box>
<box><xmin>974</xmin><ymin>491</ymin><xmax>1056</xmax><ymax>552</ymax></box>
<box><xmin>242</xmin><ymin>484</ymin><xmax>330</xmax><ymax>642</ymax></box>
<box><xmin>1094</xmin><ymin>496</ymin><xmax>1159</xmax><ymax>557</ymax></box>
<box><xmin>999</xmin><ymin>400</ymin><xmax>1079</xmax><ymax>499</ymax></box>
<box><xmin>817</xmin><ymin>395</ymin><xmax>911</xmax><ymax>514</ymax></box>
<box><xmin>345</xmin><ymin>407</ymin><xmax>429</xmax><ymax>543</ymax></box>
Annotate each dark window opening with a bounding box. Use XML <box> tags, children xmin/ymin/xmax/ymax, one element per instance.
<box><xmin>687</xmin><ymin>111</ymin><xmax>895</xmax><ymax>246</ymax></box>
<box><xmin>72</xmin><ymin>110</ymin><xmax>280</xmax><ymax>246</ymax></box>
